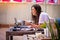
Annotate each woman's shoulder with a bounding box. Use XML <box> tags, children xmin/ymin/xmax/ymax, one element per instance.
<box><xmin>40</xmin><ymin>12</ymin><xmax>48</xmax><ymax>16</ymax></box>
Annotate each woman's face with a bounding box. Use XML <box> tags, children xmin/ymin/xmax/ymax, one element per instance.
<box><xmin>31</xmin><ymin>7</ymin><xmax>37</xmax><ymax>16</ymax></box>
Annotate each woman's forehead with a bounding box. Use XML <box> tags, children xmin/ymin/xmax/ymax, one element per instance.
<box><xmin>32</xmin><ymin>7</ymin><xmax>34</xmax><ymax>9</ymax></box>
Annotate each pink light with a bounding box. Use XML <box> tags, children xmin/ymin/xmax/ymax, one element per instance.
<box><xmin>14</xmin><ymin>0</ymin><xmax>22</xmax><ymax>2</ymax></box>
<box><xmin>26</xmin><ymin>0</ymin><xmax>32</xmax><ymax>2</ymax></box>
<box><xmin>48</xmin><ymin>0</ymin><xmax>55</xmax><ymax>4</ymax></box>
<box><xmin>2</xmin><ymin>0</ymin><xmax>10</xmax><ymax>2</ymax></box>
<box><xmin>36</xmin><ymin>0</ymin><xmax>44</xmax><ymax>2</ymax></box>
<box><xmin>58</xmin><ymin>0</ymin><xmax>60</xmax><ymax>4</ymax></box>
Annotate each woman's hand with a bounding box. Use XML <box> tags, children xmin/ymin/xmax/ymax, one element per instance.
<box><xmin>30</xmin><ymin>24</ymin><xmax>39</xmax><ymax>28</ymax></box>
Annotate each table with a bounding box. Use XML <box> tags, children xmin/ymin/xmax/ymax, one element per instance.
<box><xmin>6</xmin><ymin>30</ymin><xmax>36</xmax><ymax>40</ymax></box>
<box><xmin>6</xmin><ymin>28</ymin><xmax>52</xmax><ymax>40</ymax></box>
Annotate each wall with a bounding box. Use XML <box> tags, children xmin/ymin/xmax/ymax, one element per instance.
<box><xmin>46</xmin><ymin>4</ymin><xmax>60</xmax><ymax>18</ymax></box>
<box><xmin>0</xmin><ymin>3</ymin><xmax>60</xmax><ymax>24</ymax></box>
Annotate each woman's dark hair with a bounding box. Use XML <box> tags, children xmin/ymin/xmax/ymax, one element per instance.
<box><xmin>31</xmin><ymin>4</ymin><xmax>42</xmax><ymax>24</ymax></box>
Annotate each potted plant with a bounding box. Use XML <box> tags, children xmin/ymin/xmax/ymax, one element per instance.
<box><xmin>55</xmin><ymin>18</ymin><xmax>60</xmax><ymax>40</ymax></box>
<box><xmin>45</xmin><ymin>17</ymin><xmax>56</xmax><ymax>40</ymax></box>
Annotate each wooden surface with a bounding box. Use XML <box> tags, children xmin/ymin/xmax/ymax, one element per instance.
<box><xmin>6</xmin><ymin>30</ymin><xmax>35</xmax><ymax>40</ymax></box>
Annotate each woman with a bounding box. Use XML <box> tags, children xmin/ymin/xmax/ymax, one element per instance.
<box><xmin>26</xmin><ymin>4</ymin><xmax>49</xmax><ymax>28</ymax></box>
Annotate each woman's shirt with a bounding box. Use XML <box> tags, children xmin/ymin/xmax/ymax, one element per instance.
<box><xmin>39</xmin><ymin>12</ymin><xmax>49</xmax><ymax>24</ymax></box>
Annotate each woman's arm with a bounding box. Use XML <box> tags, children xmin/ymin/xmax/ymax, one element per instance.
<box><xmin>25</xmin><ymin>21</ymin><xmax>38</xmax><ymax>28</ymax></box>
<box><xmin>25</xmin><ymin>21</ymin><xmax>44</xmax><ymax>28</ymax></box>
<box><xmin>25</xmin><ymin>21</ymin><xmax>32</xmax><ymax>26</ymax></box>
